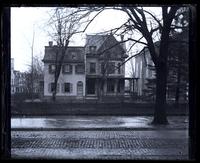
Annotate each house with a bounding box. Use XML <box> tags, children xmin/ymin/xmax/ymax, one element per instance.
<box><xmin>13</xmin><ymin>70</ymin><xmax>26</xmax><ymax>93</ymax></box>
<box><xmin>134</xmin><ymin>30</ymin><xmax>189</xmax><ymax>102</ymax></box>
<box><xmin>42</xmin><ymin>43</ymin><xmax>85</xmax><ymax>100</ymax></box>
<box><xmin>134</xmin><ymin>46</ymin><xmax>156</xmax><ymax>96</ymax></box>
<box><xmin>42</xmin><ymin>34</ymin><xmax>136</xmax><ymax>101</ymax></box>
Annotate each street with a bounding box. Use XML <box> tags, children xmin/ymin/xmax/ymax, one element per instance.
<box><xmin>11</xmin><ymin>116</ymin><xmax>189</xmax><ymax>160</ymax></box>
<box><xmin>11</xmin><ymin>130</ymin><xmax>188</xmax><ymax>160</ymax></box>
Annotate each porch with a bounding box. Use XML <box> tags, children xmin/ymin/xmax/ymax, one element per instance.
<box><xmin>85</xmin><ymin>77</ymin><xmax>138</xmax><ymax>101</ymax></box>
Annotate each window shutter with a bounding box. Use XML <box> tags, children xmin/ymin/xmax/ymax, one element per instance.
<box><xmin>70</xmin><ymin>83</ymin><xmax>73</xmax><ymax>93</ymax></box>
<box><xmin>48</xmin><ymin>83</ymin><xmax>51</xmax><ymax>93</ymax></box>
<box><xmin>70</xmin><ymin>65</ymin><xmax>72</xmax><ymax>74</ymax></box>
<box><xmin>62</xmin><ymin>83</ymin><xmax>64</xmax><ymax>93</ymax></box>
<box><xmin>56</xmin><ymin>83</ymin><xmax>59</xmax><ymax>93</ymax></box>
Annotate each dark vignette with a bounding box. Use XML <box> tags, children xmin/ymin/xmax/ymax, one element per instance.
<box><xmin>0</xmin><ymin>0</ymin><xmax>198</xmax><ymax>161</ymax></box>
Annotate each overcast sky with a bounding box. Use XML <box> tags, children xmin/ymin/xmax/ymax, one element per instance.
<box><xmin>11</xmin><ymin>7</ymin><xmax>161</xmax><ymax>76</ymax></box>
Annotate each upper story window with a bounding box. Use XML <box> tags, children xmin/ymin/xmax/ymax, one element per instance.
<box><xmin>75</xmin><ymin>64</ymin><xmax>85</xmax><ymax>74</ymax></box>
<box><xmin>62</xmin><ymin>64</ymin><xmax>72</xmax><ymax>74</ymax></box>
<box><xmin>101</xmin><ymin>62</ymin><xmax>105</xmax><ymax>74</ymax></box>
<box><xmin>71</xmin><ymin>52</ymin><xmax>77</xmax><ymax>60</ymax></box>
<box><xmin>49</xmin><ymin>64</ymin><xmax>56</xmax><ymax>74</ymax></box>
<box><xmin>107</xmin><ymin>62</ymin><xmax>115</xmax><ymax>74</ymax></box>
<box><xmin>89</xmin><ymin>46</ymin><xmax>96</xmax><ymax>53</ymax></box>
<box><xmin>89</xmin><ymin>62</ymin><xmax>96</xmax><ymax>73</ymax></box>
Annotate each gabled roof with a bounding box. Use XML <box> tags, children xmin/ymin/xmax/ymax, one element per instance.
<box><xmin>43</xmin><ymin>46</ymin><xmax>85</xmax><ymax>63</ymax></box>
<box><xmin>85</xmin><ymin>35</ymin><xmax>109</xmax><ymax>52</ymax></box>
<box><xmin>85</xmin><ymin>34</ymin><xmax>127</xmax><ymax>59</ymax></box>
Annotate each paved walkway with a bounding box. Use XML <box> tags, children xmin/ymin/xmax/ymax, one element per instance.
<box><xmin>11</xmin><ymin>116</ymin><xmax>188</xmax><ymax>130</ymax></box>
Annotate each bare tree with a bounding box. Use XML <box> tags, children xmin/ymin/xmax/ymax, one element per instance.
<box><xmin>47</xmin><ymin>6</ymin><xmax>188</xmax><ymax>124</ymax></box>
<box><xmin>24</xmin><ymin>56</ymin><xmax>44</xmax><ymax>95</ymax></box>
<box><xmin>47</xmin><ymin>7</ymin><xmax>104</xmax><ymax>101</ymax></box>
<box><xmin>79</xmin><ymin>6</ymin><xmax>186</xmax><ymax>124</ymax></box>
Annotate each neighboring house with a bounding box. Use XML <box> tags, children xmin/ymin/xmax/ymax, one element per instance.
<box><xmin>11</xmin><ymin>58</ymin><xmax>26</xmax><ymax>94</ymax></box>
<box><xmin>134</xmin><ymin>47</ymin><xmax>156</xmax><ymax>96</ymax></box>
<box><xmin>134</xmin><ymin>30</ymin><xmax>189</xmax><ymax>101</ymax></box>
<box><xmin>13</xmin><ymin>70</ymin><xmax>26</xmax><ymax>93</ymax></box>
<box><xmin>42</xmin><ymin>34</ymin><xmax>137</xmax><ymax>101</ymax></box>
<box><xmin>42</xmin><ymin>43</ymin><xmax>85</xmax><ymax>100</ymax></box>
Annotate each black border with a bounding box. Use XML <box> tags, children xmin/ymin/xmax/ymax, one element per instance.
<box><xmin>0</xmin><ymin>1</ymin><xmax>199</xmax><ymax>161</ymax></box>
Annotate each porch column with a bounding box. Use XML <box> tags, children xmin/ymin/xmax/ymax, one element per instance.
<box><xmin>114</xmin><ymin>79</ymin><xmax>118</xmax><ymax>95</ymax></box>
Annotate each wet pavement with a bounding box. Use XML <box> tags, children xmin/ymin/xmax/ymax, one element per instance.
<box><xmin>11</xmin><ymin>116</ymin><xmax>188</xmax><ymax>130</ymax></box>
<box><xmin>11</xmin><ymin>116</ymin><xmax>189</xmax><ymax>160</ymax></box>
<box><xmin>11</xmin><ymin>130</ymin><xmax>189</xmax><ymax>160</ymax></box>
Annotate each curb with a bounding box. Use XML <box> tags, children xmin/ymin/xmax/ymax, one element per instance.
<box><xmin>11</xmin><ymin>127</ymin><xmax>188</xmax><ymax>131</ymax></box>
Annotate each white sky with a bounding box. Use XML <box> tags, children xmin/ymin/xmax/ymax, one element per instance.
<box><xmin>11</xmin><ymin>7</ymin><xmax>162</xmax><ymax>76</ymax></box>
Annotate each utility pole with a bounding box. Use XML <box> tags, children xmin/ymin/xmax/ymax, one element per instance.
<box><xmin>31</xmin><ymin>26</ymin><xmax>35</xmax><ymax>102</ymax></box>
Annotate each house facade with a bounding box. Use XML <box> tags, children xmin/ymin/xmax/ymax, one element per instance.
<box><xmin>134</xmin><ymin>30</ymin><xmax>189</xmax><ymax>101</ymax></box>
<box><xmin>43</xmin><ymin>44</ymin><xmax>85</xmax><ymax>100</ymax></box>
<box><xmin>134</xmin><ymin>47</ymin><xmax>156</xmax><ymax>96</ymax></box>
<box><xmin>42</xmin><ymin>34</ymin><xmax>131</xmax><ymax>101</ymax></box>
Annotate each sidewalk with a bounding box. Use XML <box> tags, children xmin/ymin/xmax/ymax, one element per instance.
<box><xmin>11</xmin><ymin>116</ymin><xmax>188</xmax><ymax>130</ymax></box>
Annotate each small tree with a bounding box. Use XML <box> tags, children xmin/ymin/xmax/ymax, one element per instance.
<box><xmin>24</xmin><ymin>56</ymin><xmax>44</xmax><ymax>97</ymax></box>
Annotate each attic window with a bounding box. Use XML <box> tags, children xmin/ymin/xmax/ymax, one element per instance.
<box><xmin>71</xmin><ymin>52</ymin><xmax>77</xmax><ymax>60</ymax></box>
<box><xmin>89</xmin><ymin>46</ymin><xmax>96</xmax><ymax>53</ymax></box>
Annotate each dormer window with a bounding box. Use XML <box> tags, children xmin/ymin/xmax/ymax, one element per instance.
<box><xmin>49</xmin><ymin>64</ymin><xmax>56</xmax><ymax>74</ymax></box>
<box><xmin>71</xmin><ymin>52</ymin><xmax>77</xmax><ymax>60</ymax></box>
<box><xmin>89</xmin><ymin>46</ymin><xmax>96</xmax><ymax>53</ymax></box>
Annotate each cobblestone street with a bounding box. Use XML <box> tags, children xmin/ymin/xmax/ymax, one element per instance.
<box><xmin>11</xmin><ymin>130</ymin><xmax>189</xmax><ymax>160</ymax></box>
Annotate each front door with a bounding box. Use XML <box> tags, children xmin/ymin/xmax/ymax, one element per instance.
<box><xmin>77</xmin><ymin>81</ymin><xmax>83</xmax><ymax>97</ymax></box>
<box><xmin>86</xmin><ymin>78</ymin><xmax>96</xmax><ymax>95</ymax></box>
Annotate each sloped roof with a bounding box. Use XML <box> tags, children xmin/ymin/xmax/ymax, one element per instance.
<box><xmin>43</xmin><ymin>46</ymin><xmax>84</xmax><ymax>63</ymax></box>
<box><xmin>85</xmin><ymin>34</ymin><xmax>126</xmax><ymax>59</ymax></box>
<box><xmin>85</xmin><ymin>34</ymin><xmax>125</xmax><ymax>54</ymax></box>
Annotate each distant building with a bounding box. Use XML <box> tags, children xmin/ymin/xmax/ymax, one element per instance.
<box><xmin>11</xmin><ymin>58</ymin><xmax>43</xmax><ymax>96</ymax></box>
<box><xmin>13</xmin><ymin>70</ymin><xmax>26</xmax><ymax>93</ymax></box>
<box><xmin>134</xmin><ymin>30</ymin><xmax>189</xmax><ymax>101</ymax></box>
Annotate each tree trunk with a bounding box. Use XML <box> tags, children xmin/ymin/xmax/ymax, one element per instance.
<box><xmin>52</xmin><ymin>91</ymin><xmax>56</xmax><ymax>101</ymax></box>
<box><xmin>152</xmin><ymin>63</ymin><xmax>168</xmax><ymax>124</ymax></box>
<box><xmin>175</xmin><ymin>56</ymin><xmax>181</xmax><ymax>105</ymax></box>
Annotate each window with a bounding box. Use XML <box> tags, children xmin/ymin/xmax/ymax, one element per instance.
<box><xmin>118</xmin><ymin>63</ymin><xmax>121</xmax><ymax>74</ymax></box>
<box><xmin>71</xmin><ymin>52</ymin><xmax>77</xmax><ymax>60</ymax></box>
<box><xmin>62</xmin><ymin>64</ymin><xmax>72</xmax><ymax>74</ymax></box>
<box><xmin>75</xmin><ymin>64</ymin><xmax>84</xmax><ymax>74</ymax></box>
<box><xmin>89</xmin><ymin>46</ymin><xmax>96</xmax><ymax>53</ymax></box>
<box><xmin>48</xmin><ymin>83</ymin><xmax>59</xmax><ymax>93</ymax></box>
<box><xmin>62</xmin><ymin>83</ymin><xmax>72</xmax><ymax>93</ymax></box>
<box><xmin>108</xmin><ymin>62</ymin><xmax>115</xmax><ymax>74</ymax></box>
<box><xmin>90</xmin><ymin>62</ymin><xmax>96</xmax><ymax>73</ymax></box>
<box><xmin>64</xmin><ymin>83</ymin><xmax>70</xmax><ymax>93</ymax></box>
<box><xmin>117</xmin><ymin>80</ymin><xmax>121</xmax><ymax>93</ymax></box>
<box><xmin>49</xmin><ymin>64</ymin><xmax>56</xmax><ymax>74</ymax></box>
<box><xmin>107</xmin><ymin>79</ymin><xmax>115</xmax><ymax>93</ymax></box>
<box><xmin>101</xmin><ymin>63</ymin><xmax>105</xmax><ymax>74</ymax></box>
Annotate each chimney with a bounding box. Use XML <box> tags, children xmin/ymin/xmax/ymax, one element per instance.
<box><xmin>49</xmin><ymin>41</ymin><xmax>53</xmax><ymax>47</ymax></box>
<box><xmin>120</xmin><ymin>35</ymin><xmax>126</xmax><ymax>51</ymax></box>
